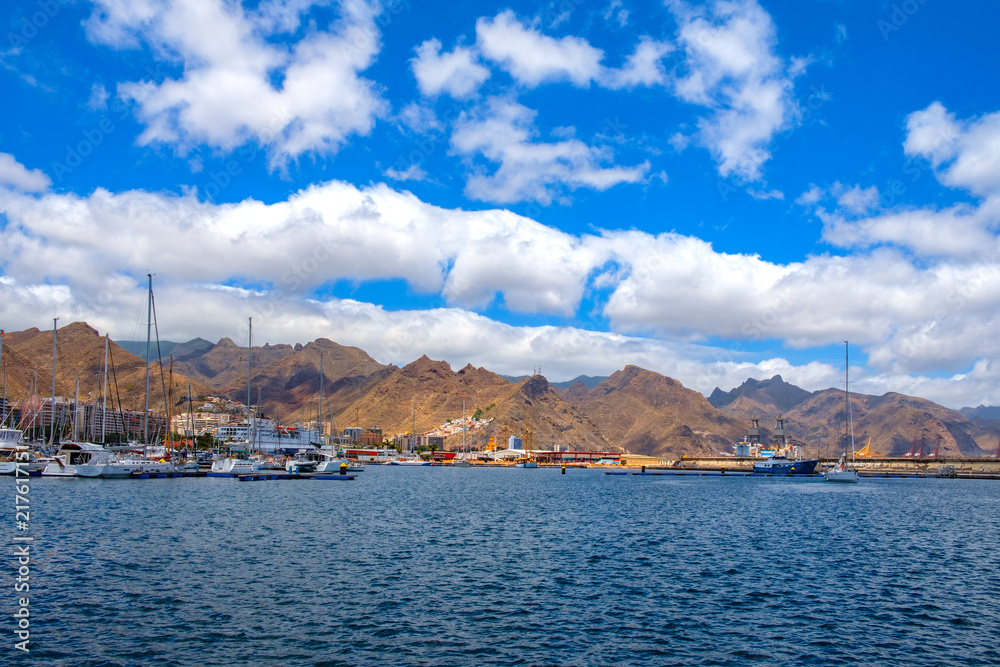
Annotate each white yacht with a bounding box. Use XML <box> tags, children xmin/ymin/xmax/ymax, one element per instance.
<box><xmin>314</xmin><ymin>449</ymin><xmax>361</xmax><ymax>473</ymax></box>
<box><xmin>76</xmin><ymin>454</ymin><xmax>175</xmax><ymax>478</ymax></box>
<box><xmin>285</xmin><ymin>453</ymin><xmax>318</xmax><ymax>473</ymax></box>
<box><xmin>207</xmin><ymin>456</ymin><xmax>258</xmax><ymax>476</ymax></box>
<box><xmin>0</xmin><ymin>429</ymin><xmax>46</xmax><ymax>475</ymax></box>
<box><xmin>41</xmin><ymin>442</ymin><xmax>121</xmax><ymax>477</ymax></box>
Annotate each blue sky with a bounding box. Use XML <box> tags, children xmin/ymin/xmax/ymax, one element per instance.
<box><xmin>2</xmin><ymin>0</ymin><xmax>1000</xmax><ymax>409</ymax></box>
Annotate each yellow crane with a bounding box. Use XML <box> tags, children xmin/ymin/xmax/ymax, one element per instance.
<box><xmin>855</xmin><ymin>437</ymin><xmax>882</xmax><ymax>458</ymax></box>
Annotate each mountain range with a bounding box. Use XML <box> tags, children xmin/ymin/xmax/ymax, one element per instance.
<box><xmin>3</xmin><ymin>322</ymin><xmax>999</xmax><ymax>458</ymax></box>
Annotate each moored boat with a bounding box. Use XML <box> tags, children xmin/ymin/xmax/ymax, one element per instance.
<box><xmin>0</xmin><ymin>429</ymin><xmax>46</xmax><ymax>474</ymax></box>
<box><xmin>753</xmin><ymin>457</ymin><xmax>819</xmax><ymax>475</ymax></box>
<box><xmin>208</xmin><ymin>456</ymin><xmax>257</xmax><ymax>476</ymax></box>
<box><xmin>42</xmin><ymin>442</ymin><xmax>120</xmax><ymax>477</ymax></box>
<box><xmin>825</xmin><ymin>342</ymin><xmax>861</xmax><ymax>484</ymax></box>
<box><xmin>750</xmin><ymin>417</ymin><xmax>818</xmax><ymax>475</ymax></box>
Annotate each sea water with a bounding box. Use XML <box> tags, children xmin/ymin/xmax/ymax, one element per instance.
<box><xmin>11</xmin><ymin>468</ymin><xmax>1000</xmax><ymax>666</ymax></box>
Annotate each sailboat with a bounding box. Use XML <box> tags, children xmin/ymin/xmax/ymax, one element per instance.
<box><xmin>454</xmin><ymin>400</ymin><xmax>472</xmax><ymax>467</ymax></box>
<box><xmin>209</xmin><ymin>316</ymin><xmax>258</xmax><ymax>476</ymax></box>
<box><xmin>825</xmin><ymin>341</ymin><xmax>860</xmax><ymax>483</ymax></box>
<box><xmin>76</xmin><ymin>278</ymin><xmax>179</xmax><ymax>477</ymax></box>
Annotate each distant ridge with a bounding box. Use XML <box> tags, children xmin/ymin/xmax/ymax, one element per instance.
<box><xmin>502</xmin><ymin>374</ymin><xmax>608</xmax><ymax>389</ymax></box>
<box><xmin>708</xmin><ymin>374</ymin><xmax>813</xmax><ymax>412</ymax></box>
<box><xmin>551</xmin><ymin>375</ymin><xmax>608</xmax><ymax>389</ymax></box>
<box><xmin>960</xmin><ymin>405</ymin><xmax>1000</xmax><ymax>420</ymax></box>
<box><xmin>118</xmin><ymin>339</ymin><xmax>183</xmax><ymax>361</ymax></box>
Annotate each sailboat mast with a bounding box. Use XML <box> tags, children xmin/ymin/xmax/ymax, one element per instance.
<box><xmin>247</xmin><ymin>317</ymin><xmax>253</xmax><ymax>454</ymax></box>
<box><xmin>144</xmin><ymin>274</ymin><xmax>152</xmax><ymax>444</ymax></box>
<box><xmin>462</xmin><ymin>399</ymin><xmax>466</xmax><ymax>453</ymax></box>
<box><xmin>845</xmin><ymin>341</ymin><xmax>856</xmax><ymax>460</ymax></box>
<box><xmin>166</xmin><ymin>357</ymin><xmax>174</xmax><ymax>457</ymax></box>
<box><xmin>73</xmin><ymin>375</ymin><xmax>80</xmax><ymax>442</ymax></box>
<box><xmin>0</xmin><ymin>328</ymin><xmax>5</xmax><ymax>427</ymax></box>
<box><xmin>101</xmin><ymin>335</ymin><xmax>109</xmax><ymax>444</ymax></box>
<box><xmin>319</xmin><ymin>352</ymin><xmax>324</xmax><ymax>445</ymax></box>
<box><xmin>187</xmin><ymin>379</ymin><xmax>193</xmax><ymax>451</ymax></box>
<box><xmin>49</xmin><ymin>317</ymin><xmax>57</xmax><ymax>447</ymax></box>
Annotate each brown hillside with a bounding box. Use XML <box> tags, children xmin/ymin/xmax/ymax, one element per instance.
<box><xmin>570</xmin><ymin>365</ymin><xmax>746</xmax><ymax>457</ymax></box>
<box><xmin>335</xmin><ymin>358</ymin><xmax>607</xmax><ymax>451</ymax></box>
<box><xmin>784</xmin><ymin>390</ymin><xmax>987</xmax><ymax>458</ymax></box>
<box><xmin>172</xmin><ymin>337</ymin><xmax>296</xmax><ymax>387</ymax></box>
<box><xmin>228</xmin><ymin>338</ymin><xmax>388</xmax><ymax>423</ymax></box>
<box><xmin>3</xmin><ymin>322</ymin><xmax>215</xmax><ymax>416</ymax></box>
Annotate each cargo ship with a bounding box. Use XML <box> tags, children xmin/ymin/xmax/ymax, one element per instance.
<box><xmin>737</xmin><ymin>417</ymin><xmax>819</xmax><ymax>475</ymax></box>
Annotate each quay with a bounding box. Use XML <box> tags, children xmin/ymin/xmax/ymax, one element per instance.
<box><xmin>598</xmin><ymin>456</ymin><xmax>1000</xmax><ymax>481</ymax></box>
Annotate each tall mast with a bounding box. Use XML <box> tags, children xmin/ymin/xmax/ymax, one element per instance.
<box><xmin>166</xmin><ymin>357</ymin><xmax>174</xmax><ymax>456</ymax></box>
<box><xmin>462</xmin><ymin>399</ymin><xmax>466</xmax><ymax>453</ymax></box>
<box><xmin>32</xmin><ymin>368</ymin><xmax>37</xmax><ymax>439</ymax></box>
<box><xmin>49</xmin><ymin>317</ymin><xmax>57</xmax><ymax>447</ymax></box>
<box><xmin>247</xmin><ymin>317</ymin><xmax>253</xmax><ymax>453</ymax></box>
<box><xmin>101</xmin><ymin>335</ymin><xmax>109</xmax><ymax>443</ymax></box>
<box><xmin>845</xmin><ymin>341</ymin><xmax>855</xmax><ymax>461</ymax></box>
<box><xmin>73</xmin><ymin>375</ymin><xmax>80</xmax><ymax>441</ymax></box>
<box><xmin>144</xmin><ymin>274</ymin><xmax>152</xmax><ymax>444</ymax></box>
<box><xmin>319</xmin><ymin>352</ymin><xmax>324</xmax><ymax>444</ymax></box>
<box><xmin>187</xmin><ymin>379</ymin><xmax>193</xmax><ymax>451</ymax></box>
<box><xmin>412</xmin><ymin>402</ymin><xmax>416</xmax><ymax>453</ymax></box>
<box><xmin>0</xmin><ymin>328</ymin><xmax>5</xmax><ymax>427</ymax></box>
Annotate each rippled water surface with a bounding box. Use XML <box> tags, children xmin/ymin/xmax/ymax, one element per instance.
<box><xmin>13</xmin><ymin>468</ymin><xmax>1000</xmax><ymax>665</ymax></box>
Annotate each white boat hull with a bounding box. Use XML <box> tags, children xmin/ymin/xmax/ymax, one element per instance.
<box><xmin>824</xmin><ymin>468</ymin><xmax>859</xmax><ymax>483</ymax></box>
<box><xmin>209</xmin><ymin>458</ymin><xmax>257</xmax><ymax>475</ymax></box>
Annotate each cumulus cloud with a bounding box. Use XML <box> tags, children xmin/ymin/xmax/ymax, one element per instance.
<box><xmin>822</xmin><ymin>198</ymin><xmax>1000</xmax><ymax>259</ymax></box>
<box><xmin>84</xmin><ymin>0</ymin><xmax>386</xmax><ymax>165</ymax></box>
<box><xmin>411</xmin><ymin>38</ymin><xmax>490</xmax><ymax>98</ymax></box>
<box><xmin>476</xmin><ymin>10</ymin><xmax>605</xmax><ymax>87</ymax></box>
<box><xmin>0</xmin><ymin>153</ymin><xmax>51</xmax><ymax>192</ymax></box>
<box><xmin>450</xmin><ymin>98</ymin><xmax>650</xmax><ymax>204</ymax></box>
<box><xmin>4</xmin><ymin>178</ymin><xmax>1000</xmax><ymax>407</ymax></box>
<box><xmin>668</xmin><ymin>0</ymin><xmax>798</xmax><ymax>181</ymax></box>
<box><xmin>601</xmin><ymin>37</ymin><xmax>673</xmax><ymax>89</ymax></box>
<box><xmin>473</xmin><ymin>10</ymin><xmax>671</xmax><ymax>91</ymax></box>
<box><xmin>904</xmin><ymin>102</ymin><xmax>1000</xmax><ymax>197</ymax></box>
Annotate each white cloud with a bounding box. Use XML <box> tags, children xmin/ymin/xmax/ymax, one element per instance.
<box><xmin>4</xmin><ymin>178</ymin><xmax>1000</xmax><ymax>408</ymax></box>
<box><xmin>397</xmin><ymin>102</ymin><xmax>443</xmax><ymax>135</ymax></box>
<box><xmin>821</xmin><ymin>198</ymin><xmax>1000</xmax><ymax>260</ymax></box>
<box><xmin>601</xmin><ymin>37</ymin><xmax>673</xmax><ymax>89</ymax></box>
<box><xmin>0</xmin><ymin>153</ymin><xmax>51</xmax><ymax>192</ymax></box>
<box><xmin>450</xmin><ymin>98</ymin><xmax>650</xmax><ymax>204</ymax></box>
<box><xmin>473</xmin><ymin>10</ymin><xmax>671</xmax><ymax>91</ymax></box>
<box><xmin>384</xmin><ymin>164</ymin><xmax>428</xmax><ymax>181</ymax></box>
<box><xmin>669</xmin><ymin>0</ymin><xmax>798</xmax><ymax>180</ymax></box>
<box><xmin>904</xmin><ymin>102</ymin><xmax>1000</xmax><ymax>197</ymax></box>
<box><xmin>411</xmin><ymin>38</ymin><xmax>490</xmax><ymax>99</ymax></box>
<box><xmin>835</xmin><ymin>184</ymin><xmax>879</xmax><ymax>215</ymax></box>
<box><xmin>747</xmin><ymin>187</ymin><xmax>783</xmax><ymax>200</ymax></box>
<box><xmin>87</xmin><ymin>83</ymin><xmax>110</xmax><ymax>111</ymax></box>
<box><xmin>85</xmin><ymin>0</ymin><xmax>386</xmax><ymax>165</ymax></box>
<box><xmin>476</xmin><ymin>10</ymin><xmax>604</xmax><ymax>87</ymax></box>
<box><xmin>795</xmin><ymin>184</ymin><xmax>822</xmax><ymax>206</ymax></box>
